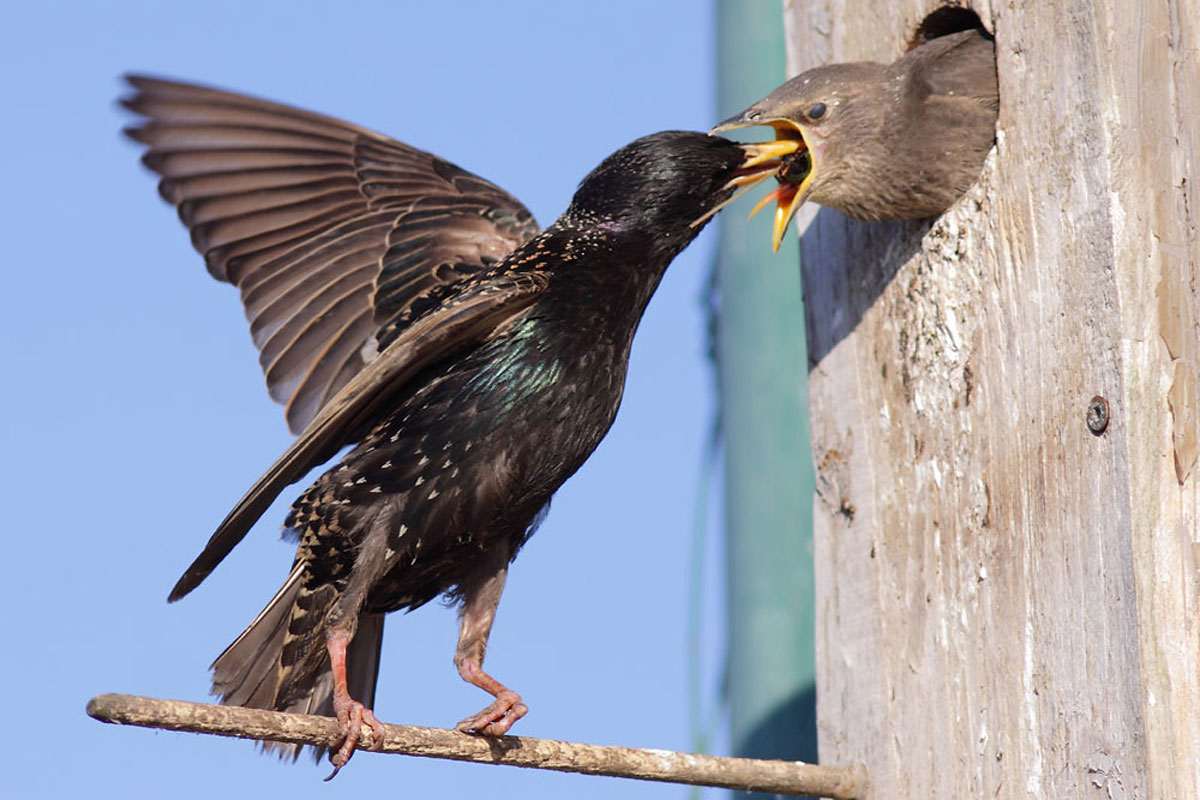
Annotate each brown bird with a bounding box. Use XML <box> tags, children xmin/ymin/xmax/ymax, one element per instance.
<box><xmin>713</xmin><ymin>29</ymin><xmax>998</xmax><ymax>250</ymax></box>
<box><xmin>121</xmin><ymin>75</ymin><xmax>793</xmax><ymax>776</ymax></box>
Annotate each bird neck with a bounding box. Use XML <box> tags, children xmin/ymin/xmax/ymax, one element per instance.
<box><xmin>526</xmin><ymin>216</ymin><xmax>683</xmax><ymax>314</ymax></box>
<box><xmin>499</xmin><ymin>215</ymin><xmax>681</xmax><ymax>340</ymax></box>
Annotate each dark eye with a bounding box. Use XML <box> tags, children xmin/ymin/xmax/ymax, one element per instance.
<box><xmin>808</xmin><ymin>102</ymin><xmax>827</xmax><ymax>120</ymax></box>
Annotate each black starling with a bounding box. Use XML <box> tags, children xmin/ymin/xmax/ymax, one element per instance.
<box><xmin>712</xmin><ymin>29</ymin><xmax>999</xmax><ymax>249</ymax></box>
<box><xmin>122</xmin><ymin>76</ymin><xmax>789</xmax><ymax>774</ymax></box>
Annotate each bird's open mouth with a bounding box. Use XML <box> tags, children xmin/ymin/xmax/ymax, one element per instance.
<box><xmin>701</xmin><ymin>120</ymin><xmax>815</xmax><ymax>252</ymax></box>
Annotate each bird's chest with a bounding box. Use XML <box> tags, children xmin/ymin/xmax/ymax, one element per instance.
<box><xmin>317</xmin><ymin>316</ymin><xmax>633</xmax><ymax>537</ymax></box>
<box><xmin>314</xmin><ymin>318</ymin><xmax>634</xmax><ymax>610</ymax></box>
<box><xmin>469</xmin><ymin>315</ymin><xmax>632</xmax><ymax>491</ymax></box>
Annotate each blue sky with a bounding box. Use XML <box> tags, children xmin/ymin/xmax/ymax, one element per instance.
<box><xmin>2</xmin><ymin>2</ymin><xmax>740</xmax><ymax>797</ymax></box>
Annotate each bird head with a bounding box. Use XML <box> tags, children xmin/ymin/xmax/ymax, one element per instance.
<box><xmin>566</xmin><ymin>131</ymin><xmax>804</xmax><ymax>259</ymax></box>
<box><xmin>711</xmin><ymin>63</ymin><xmax>890</xmax><ymax>251</ymax></box>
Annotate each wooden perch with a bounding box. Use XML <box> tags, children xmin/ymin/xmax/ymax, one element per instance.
<box><xmin>87</xmin><ymin>693</ymin><xmax>865</xmax><ymax>797</ymax></box>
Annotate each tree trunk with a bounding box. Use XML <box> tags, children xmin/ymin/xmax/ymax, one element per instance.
<box><xmin>783</xmin><ymin>1</ymin><xmax>1200</xmax><ymax>797</ymax></box>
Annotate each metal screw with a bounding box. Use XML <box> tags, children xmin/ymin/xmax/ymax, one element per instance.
<box><xmin>1087</xmin><ymin>395</ymin><xmax>1109</xmax><ymax>435</ymax></box>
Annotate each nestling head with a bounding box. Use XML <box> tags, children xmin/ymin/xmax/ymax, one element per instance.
<box><xmin>711</xmin><ymin>29</ymin><xmax>999</xmax><ymax>249</ymax></box>
<box><xmin>711</xmin><ymin>64</ymin><xmax>889</xmax><ymax>250</ymax></box>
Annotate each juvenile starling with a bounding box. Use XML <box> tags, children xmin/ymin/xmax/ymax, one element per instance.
<box><xmin>122</xmin><ymin>76</ymin><xmax>796</xmax><ymax>774</ymax></box>
<box><xmin>713</xmin><ymin>29</ymin><xmax>999</xmax><ymax>249</ymax></box>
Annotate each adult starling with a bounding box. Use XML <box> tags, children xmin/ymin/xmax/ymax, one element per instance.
<box><xmin>713</xmin><ymin>29</ymin><xmax>999</xmax><ymax>250</ymax></box>
<box><xmin>122</xmin><ymin>76</ymin><xmax>797</xmax><ymax>774</ymax></box>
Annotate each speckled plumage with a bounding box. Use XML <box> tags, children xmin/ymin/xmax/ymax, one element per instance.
<box><xmin>123</xmin><ymin>74</ymin><xmax>749</xmax><ymax>768</ymax></box>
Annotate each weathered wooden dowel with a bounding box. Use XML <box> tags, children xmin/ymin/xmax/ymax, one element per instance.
<box><xmin>87</xmin><ymin>693</ymin><xmax>865</xmax><ymax>797</ymax></box>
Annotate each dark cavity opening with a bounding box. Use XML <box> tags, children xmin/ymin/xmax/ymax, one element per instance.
<box><xmin>907</xmin><ymin>5</ymin><xmax>990</xmax><ymax>50</ymax></box>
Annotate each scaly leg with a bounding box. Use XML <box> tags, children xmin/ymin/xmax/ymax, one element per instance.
<box><xmin>453</xmin><ymin>561</ymin><xmax>527</xmax><ymax>736</ymax></box>
<box><xmin>324</xmin><ymin>625</ymin><xmax>386</xmax><ymax>780</ymax></box>
<box><xmin>319</xmin><ymin>507</ymin><xmax>398</xmax><ymax>779</ymax></box>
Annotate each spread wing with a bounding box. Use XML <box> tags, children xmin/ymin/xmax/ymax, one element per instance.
<box><xmin>122</xmin><ymin>75</ymin><xmax>539</xmax><ymax>433</ymax></box>
<box><xmin>168</xmin><ymin>271</ymin><xmax>551</xmax><ymax>601</ymax></box>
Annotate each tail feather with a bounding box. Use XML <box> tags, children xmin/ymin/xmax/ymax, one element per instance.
<box><xmin>210</xmin><ymin>565</ymin><xmax>387</xmax><ymax>762</ymax></box>
<box><xmin>276</xmin><ymin>611</ymin><xmax>385</xmax><ymax>763</ymax></box>
<box><xmin>212</xmin><ymin>563</ymin><xmax>305</xmax><ymax>708</ymax></box>
<box><xmin>344</xmin><ymin>612</ymin><xmax>385</xmax><ymax>714</ymax></box>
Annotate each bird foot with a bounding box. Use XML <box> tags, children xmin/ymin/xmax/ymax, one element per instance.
<box><xmin>455</xmin><ymin>690</ymin><xmax>527</xmax><ymax>737</ymax></box>
<box><xmin>324</xmin><ymin>699</ymin><xmax>386</xmax><ymax>781</ymax></box>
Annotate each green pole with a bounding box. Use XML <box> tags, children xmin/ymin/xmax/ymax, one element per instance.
<box><xmin>714</xmin><ymin>0</ymin><xmax>818</xmax><ymax>772</ymax></box>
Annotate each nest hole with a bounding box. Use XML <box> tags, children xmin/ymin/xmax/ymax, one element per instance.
<box><xmin>908</xmin><ymin>5</ymin><xmax>990</xmax><ymax>50</ymax></box>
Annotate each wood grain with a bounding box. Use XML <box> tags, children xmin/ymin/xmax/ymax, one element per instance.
<box><xmin>782</xmin><ymin>1</ymin><xmax>1200</xmax><ymax>797</ymax></box>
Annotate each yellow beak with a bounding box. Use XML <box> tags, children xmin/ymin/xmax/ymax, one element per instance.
<box><xmin>740</xmin><ymin>139</ymin><xmax>803</xmax><ymax>169</ymax></box>
<box><xmin>690</xmin><ymin>138</ymin><xmax>802</xmax><ymax>229</ymax></box>
<box><xmin>748</xmin><ymin>156</ymin><xmax>814</xmax><ymax>252</ymax></box>
<box><xmin>710</xmin><ymin>118</ymin><xmax>815</xmax><ymax>252</ymax></box>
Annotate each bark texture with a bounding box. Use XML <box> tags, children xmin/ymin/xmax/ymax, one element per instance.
<box><xmin>85</xmin><ymin>693</ymin><xmax>865</xmax><ymax>797</ymax></box>
<box><xmin>783</xmin><ymin>1</ymin><xmax>1200</xmax><ymax>797</ymax></box>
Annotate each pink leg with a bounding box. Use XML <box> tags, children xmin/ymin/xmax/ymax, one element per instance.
<box><xmin>324</xmin><ymin>626</ymin><xmax>386</xmax><ymax>780</ymax></box>
<box><xmin>453</xmin><ymin>563</ymin><xmax>528</xmax><ymax>736</ymax></box>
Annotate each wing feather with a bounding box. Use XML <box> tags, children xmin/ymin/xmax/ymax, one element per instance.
<box><xmin>123</xmin><ymin>75</ymin><xmax>539</xmax><ymax>433</ymax></box>
<box><xmin>167</xmin><ymin>272</ymin><xmax>550</xmax><ymax>601</ymax></box>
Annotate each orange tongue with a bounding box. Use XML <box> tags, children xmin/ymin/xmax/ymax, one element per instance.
<box><xmin>747</xmin><ymin>183</ymin><xmax>802</xmax><ymax>252</ymax></box>
<box><xmin>747</xmin><ymin>183</ymin><xmax>798</xmax><ymax>221</ymax></box>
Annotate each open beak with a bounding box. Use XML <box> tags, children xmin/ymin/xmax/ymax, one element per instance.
<box><xmin>709</xmin><ymin>117</ymin><xmax>815</xmax><ymax>252</ymax></box>
<box><xmin>690</xmin><ymin>137</ymin><xmax>801</xmax><ymax>231</ymax></box>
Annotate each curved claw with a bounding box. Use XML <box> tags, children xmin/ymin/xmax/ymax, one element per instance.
<box><xmin>324</xmin><ymin>700</ymin><xmax>386</xmax><ymax>781</ymax></box>
<box><xmin>455</xmin><ymin>689</ymin><xmax>528</xmax><ymax>737</ymax></box>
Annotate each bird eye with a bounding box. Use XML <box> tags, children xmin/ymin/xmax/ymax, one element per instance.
<box><xmin>808</xmin><ymin>102</ymin><xmax>827</xmax><ymax>120</ymax></box>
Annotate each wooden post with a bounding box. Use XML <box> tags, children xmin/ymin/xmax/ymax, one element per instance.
<box><xmin>783</xmin><ymin>1</ymin><xmax>1200</xmax><ymax>797</ymax></box>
